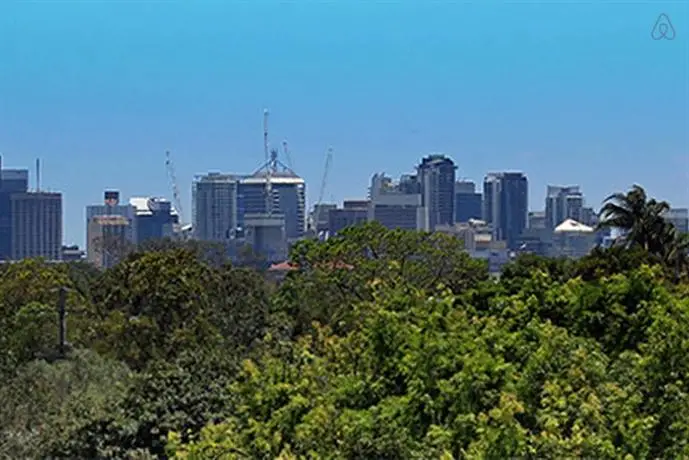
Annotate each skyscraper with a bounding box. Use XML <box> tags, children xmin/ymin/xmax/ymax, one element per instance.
<box><xmin>130</xmin><ymin>197</ymin><xmax>179</xmax><ymax>244</ymax></box>
<box><xmin>417</xmin><ymin>154</ymin><xmax>456</xmax><ymax>230</ymax></box>
<box><xmin>10</xmin><ymin>192</ymin><xmax>62</xmax><ymax>261</ymax></box>
<box><xmin>87</xmin><ymin>215</ymin><xmax>132</xmax><ymax>269</ymax></box>
<box><xmin>0</xmin><ymin>156</ymin><xmax>29</xmax><ymax>260</ymax></box>
<box><xmin>0</xmin><ymin>156</ymin><xmax>62</xmax><ymax>261</ymax></box>
<box><xmin>483</xmin><ymin>172</ymin><xmax>528</xmax><ymax>250</ymax></box>
<box><xmin>86</xmin><ymin>191</ymin><xmax>136</xmax><ymax>267</ymax></box>
<box><xmin>545</xmin><ymin>185</ymin><xmax>585</xmax><ymax>229</ymax></box>
<box><xmin>369</xmin><ymin>173</ymin><xmax>428</xmax><ymax>231</ymax></box>
<box><xmin>192</xmin><ymin>173</ymin><xmax>241</xmax><ymax>242</ymax></box>
<box><xmin>454</xmin><ymin>180</ymin><xmax>483</xmax><ymax>223</ymax></box>
<box><xmin>238</xmin><ymin>171</ymin><xmax>306</xmax><ymax>243</ymax></box>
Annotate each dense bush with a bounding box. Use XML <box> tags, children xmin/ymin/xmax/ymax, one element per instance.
<box><xmin>2</xmin><ymin>187</ymin><xmax>689</xmax><ymax>458</ymax></box>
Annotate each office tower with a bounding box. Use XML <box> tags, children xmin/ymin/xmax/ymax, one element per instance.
<box><xmin>665</xmin><ymin>208</ymin><xmax>689</xmax><ymax>233</ymax></box>
<box><xmin>1</xmin><ymin>156</ymin><xmax>62</xmax><ymax>261</ymax></box>
<box><xmin>328</xmin><ymin>200</ymin><xmax>369</xmax><ymax>235</ymax></box>
<box><xmin>87</xmin><ymin>215</ymin><xmax>132</xmax><ymax>269</ymax></box>
<box><xmin>545</xmin><ymin>185</ymin><xmax>584</xmax><ymax>229</ymax></box>
<box><xmin>0</xmin><ymin>156</ymin><xmax>30</xmax><ymax>260</ymax></box>
<box><xmin>238</xmin><ymin>170</ymin><xmax>306</xmax><ymax>243</ymax></box>
<box><xmin>130</xmin><ymin>197</ymin><xmax>179</xmax><ymax>244</ymax></box>
<box><xmin>10</xmin><ymin>192</ymin><xmax>62</xmax><ymax>261</ymax></box>
<box><xmin>454</xmin><ymin>180</ymin><xmax>483</xmax><ymax>223</ymax></box>
<box><xmin>369</xmin><ymin>173</ymin><xmax>429</xmax><ymax>231</ymax></box>
<box><xmin>86</xmin><ymin>191</ymin><xmax>136</xmax><ymax>268</ymax></box>
<box><xmin>483</xmin><ymin>172</ymin><xmax>528</xmax><ymax>250</ymax></box>
<box><xmin>417</xmin><ymin>154</ymin><xmax>456</xmax><ymax>230</ymax></box>
<box><xmin>244</xmin><ymin>213</ymin><xmax>288</xmax><ymax>263</ymax></box>
<box><xmin>192</xmin><ymin>173</ymin><xmax>240</xmax><ymax>242</ymax></box>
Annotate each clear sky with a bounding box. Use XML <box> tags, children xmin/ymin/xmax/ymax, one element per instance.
<box><xmin>1</xmin><ymin>1</ymin><xmax>688</xmax><ymax>247</ymax></box>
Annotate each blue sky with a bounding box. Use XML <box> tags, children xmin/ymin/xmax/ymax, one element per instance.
<box><xmin>1</xmin><ymin>1</ymin><xmax>687</xmax><ymax>247</ymax></box>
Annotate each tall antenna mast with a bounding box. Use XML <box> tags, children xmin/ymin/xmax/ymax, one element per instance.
<box><xmin>36</xmin><ymin>158</ymin><xmax>41</xmax><ymax>192</ymax></box>
<box><xmin>263</xmin><ymin>109</ymin><xmax>270</xmax><ymax>165</ymax></box>
<box><xmin>263</xmin><ymin>109</ymin><xmax>273</xmax><ymax>215</ymax></box>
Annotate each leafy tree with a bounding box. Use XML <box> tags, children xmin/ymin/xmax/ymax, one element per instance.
<box><xmin>138</xmin><ymin>237</ymin><xmax>231</xmax><ymax>267</ymax></box>
<box><xmin>88</xmin><ymin>248</ymin><xmax>223</xmax><ymax>370</ymax></box>
<box><xmin>49</xmin><ymin>351</ymin><xmax>235</xmax><ymax>459</ymax></box>
<box><xmin>0</xmin><ymin>350</ymin><xmax>131</xmax><ymax>459</ymax></box>
<box><xmin>4</xmin><ymin>186</ymin><xmax>689</xmax><ymax>458</ymax></box>
<box><xmin>598</xmin><ymin>184</ymin><xmax>687</xmax><ymax>270</ymax></box>
<box><xmin>0</xmin><ymin>259</ymin><xmax>92</xmax><ymax>374</ymax></box>
<box><xmin>276</xmin><ymin>222</ymin><xmax>488</xmax><ymax>336</ymax></box>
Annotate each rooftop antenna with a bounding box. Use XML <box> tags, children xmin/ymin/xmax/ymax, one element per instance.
<box><xmin>36</xmin><ymin>158</ymin><xmax>41</xmax><ymax>192</ymax></box>
<box><xmin>263</xmin><ymin>108</ymin><xmax>270</xmax><ymax>165</ymax></box>
<box><xmin>263</xmin><ymin>109</ymin><xmax>273</xmax><ymax>215</ymax></box>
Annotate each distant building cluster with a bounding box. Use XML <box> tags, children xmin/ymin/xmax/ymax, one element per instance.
<box><xmin>2</xmin><ymin>146</ymin><xmax>688</xmax><ymax>272</ymax></box>
<box><xmin>85</xmin><ymin>190</ymin><xmax>178</xmax><ymax>268</ymax></box>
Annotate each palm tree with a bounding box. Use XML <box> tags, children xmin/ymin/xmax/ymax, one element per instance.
<box><xmin>597</xmin><ymin>185</ymin><xmax>670</xmax><ymax>252</ymax></box>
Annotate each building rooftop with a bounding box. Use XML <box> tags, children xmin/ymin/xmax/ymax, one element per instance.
<box><xmin>129</xmin><ymin>197</ymin><xmax>177</xmax><ymax>216</ymax></box>
<box><xmin>241</xmin><ymin>171</ymin><xmax>305</xmax><ymax>185</ymax></box>
<box><xmin>554</xmin><ymin>219</ymin><xmax>594</xmax><ymax>233</ymax></box>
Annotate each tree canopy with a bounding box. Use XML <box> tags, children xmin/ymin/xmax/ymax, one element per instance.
<box><xmin>2</xmin><ymin>185</ymin><xmax>689</xmax><ymax>459</ymax></box>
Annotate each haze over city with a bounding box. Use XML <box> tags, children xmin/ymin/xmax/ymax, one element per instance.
<box><xmin>1</xmin><ymin>1</ymin><xmax>687</xmax><ymax>247</ymax></box>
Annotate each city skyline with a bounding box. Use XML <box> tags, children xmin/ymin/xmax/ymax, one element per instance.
<box><xmin>0</xmin><ymin>148</ymin><xmax>685</xmax><ymax>249</ymax></box>
<box><xmin>1</xmin><ymin>2</ymin><xmax>688</xmax><ymax>246</ymax></box>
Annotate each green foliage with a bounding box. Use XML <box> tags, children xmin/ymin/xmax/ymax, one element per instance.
<box><xmin>277</xmin><ymin>222</ymin><xmax>489</xmax><ymax>337</ymax></box>
<box><xmin>3</xmin><ymin>191</ymin><xmax>689</xmax><ymax>458</ymax></box>
<box><xmin>0</xmin><ymin>350</ymin><xmax>131</xmax><ymax>458</ymax></box>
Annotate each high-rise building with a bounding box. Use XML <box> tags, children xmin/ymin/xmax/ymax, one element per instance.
<box><xmin>87</xmin><ymin>215</ymin><xmax>132</xmax><ymax>269</ymax></box>
<box><xmin>0</xmin><ymin>156</ymin><xmax>30</xmax><ymax>260</ymax></box>
<box><xmin>0</xmin><ymin>156</ymin><xmax>62</xmax><ymax>261</ymax></box>
<box><xmin>192</xmin><ymin>173</ymin><xmax>241</xmax><ymax>242</ymax></box>
<box><xmin>130</xmin><ymin>197</ymin><xmax>179</xmax><ymax>244</ymax></box>
<box><xmin>243</xmin><ymin>213</ymin><xmax>288</xmax><ymax>263</ymax></box>
<box><xmin>369</xmin><ymin>173</ymin><xmax>429</xmax><ymax>231</ymax></box>
<box><xmin>238</xmin><ymin>171</ymin><xmax>306</xmax><ymax>243</ymax></box>
<box><xmin>545</xmin><ymin>186</ymin><xmax>585</xmax><ymax>229</ymax></box>
<box><xmin>483</xmin><ymin>172</ymin><xmax>528</xmax><ymax>250</ymax></box>
<box><xmin>10</xmin><ymin>192</ymin><xmax>62</xmax><ymax>261</ymax></box>
<box><xmin>86</xmin><ymin>191</ymin><xmax>136</xmax><ymax>267</ymax></box>
<box><xmin>417</xmin><ymin>154</ymin><xmax>456</xmax><ymax>230</ymax></box>
<box><xmin>454</xmin><ymin>180</ymin><xmax>483</xmax><ymax>223</ymax></box>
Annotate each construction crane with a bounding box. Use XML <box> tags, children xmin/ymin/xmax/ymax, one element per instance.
<box><xmin>317</xmin><ymin>146</ymin><xmax>333</xmax><ymax>208</ymax></box>
<box><xmin>282</xmin><ymin>140</ymin><xmax>293</xmax><ymax>170</ymax></box>
<box><xmin>312</xmin><ymin>147</ymin><xmax>333</xmax><ymax>233</ymax></box>
<box><xmin>165</xmin><ymin>150</ymin><xmax>186</xmax><ymax>231</ymax></box>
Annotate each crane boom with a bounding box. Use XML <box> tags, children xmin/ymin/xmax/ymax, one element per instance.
<box><xmin>282</xmin><ymin>140</ymin><xmax>293</xmax><ymax>170</ymax></box>
<box><xmin>165</xmin><ymin>150</ymin><xmax>185</xmax><ymax>224</ymax></box>
<box><xmin>317</xmin><ymin>147</ymin><xmax>333</xmax><ymax>207</ymax></box>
